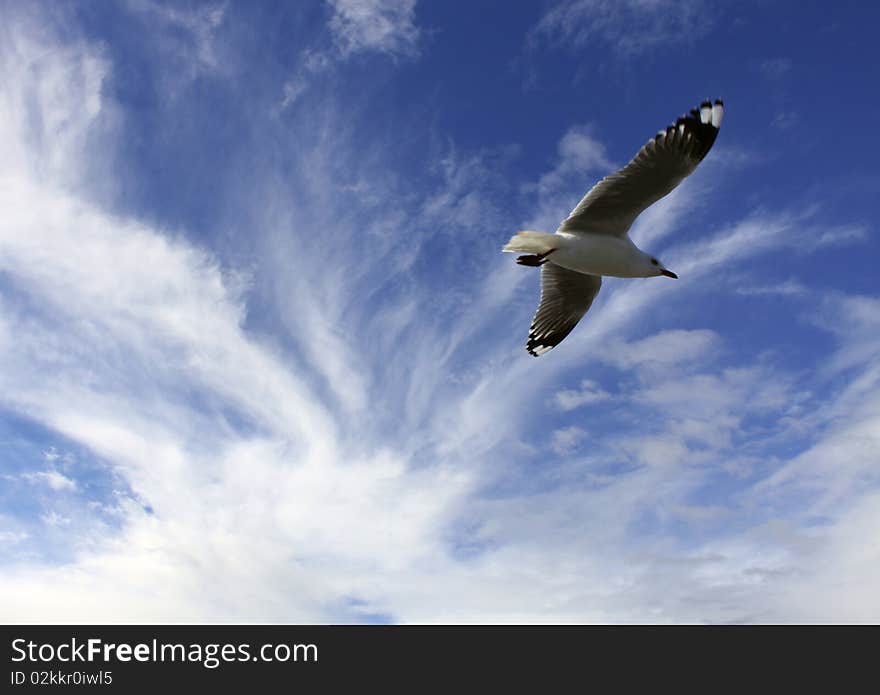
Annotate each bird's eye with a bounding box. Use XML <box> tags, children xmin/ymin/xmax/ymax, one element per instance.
<box><xmin>651</xmin><ymin>258</ymin><xmax>659</xmax><ymax>266</ymax></box>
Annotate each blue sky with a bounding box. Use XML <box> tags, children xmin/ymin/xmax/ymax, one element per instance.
<box><xmin>1</xmin><ymin>0</ymin><xmax>878</xmax><ymax>622</ymax></box>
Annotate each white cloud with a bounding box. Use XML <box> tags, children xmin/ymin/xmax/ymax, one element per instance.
<box><xmin>553</xmin><ymin>379</ymin><xmax>611</xmax><ymax>411</ymax></box>
<box><xmin>0</xmin><ymin>16</ymin><xmax>113</xmax><ymax>188</ymax></box>
<box><xmin>125</xmin><ymin>0</ymin><xmax>228</xmax><ymax>73</ymax></box>
<box><xmin>551</xmin><ymin>426</ymin><xmax>587</xmax><ymax>455</ymax></box>
<box><xmin>40</xmin><ymin>511</ymin><xmax>71</xmax><ymax>527</ymax></box>
<box><xmin>601</xmin><ymin>329</ymin><xmax>721</xmax><ymax>372</ymax></box>
<box><xmin>328</xmin><ymin>0</ymin><xmax>420</xmax><ymax>58</ymax></box>
<box><xmin>736</xmin><ymin>279</ymin><xmax>807</xmax><ymax>296</ymax></box>
<box><xmin>532</xmin><ymin>0</ymin><xmax>712</xmax><ymax>57</ymax></box>
<box><xmin>0</xmin><ymin>10</ymin><xmax>480</xmax><ymax>621</ymax></box>
<box><xmin>769</xmin><ymin>492</ymin><xmax>880</xmax><ymax>621</ymax></box>
<box><xmin>812</xmin><ymin>223</ymin><xmax>867</xmax><ymax>248</ymax></box>
<box><xmin>22</xmin><ymin>470</ymin><xmax>77</xmax><ymax>493</ymax></box>
<box><xmin>280</xmin><ymin>78</ymin><xmax>310</xmax><ymax>110</ymax></box>
<box><xmin>280</xmin><ymin>0</ymin><xmax>421</xmax><ymax>109</ymax></box>
<box><xmin>0</xmin><ymin>529</ymin><xmax>29</xmax><ymax>546</ymax></box>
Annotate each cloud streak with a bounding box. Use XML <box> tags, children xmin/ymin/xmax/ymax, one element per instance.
<box><xmin>280</xmin><ymin>0</ymin><xmax>421</xmax><ymax>109</ymax></box>
<box><xmin>531</xmin><ymin>0</ymin><xmax>712</xmax><ymax>57</ymax></box>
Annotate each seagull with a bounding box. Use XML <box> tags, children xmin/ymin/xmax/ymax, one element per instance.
<box><xmin>503</xmin><ymin>99</ymin><xmax>724</xmax><ymax>356</ymax></box>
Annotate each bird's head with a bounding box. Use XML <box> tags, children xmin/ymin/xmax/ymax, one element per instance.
<box><xmin>646</xmin><ymin>254</ymin><xmax>678</xmax><ymax>279</ymax></box>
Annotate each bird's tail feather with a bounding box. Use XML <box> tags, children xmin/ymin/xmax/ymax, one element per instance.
<box><xmin>502</xmin><ymin>231</ymin><xmax>557</xmax><ymax>255</ymax></box>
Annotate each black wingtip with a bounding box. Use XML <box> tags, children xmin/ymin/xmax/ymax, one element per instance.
<box><xmin>525</xmin><ymin>336</ymin><xmax>542</xmax><ymax>356</ymax></box>
<box><xmin>665</xmin><ymin>99</ymin><xmax>723</xmax><ymax>162</ymax></box>
<box><xmin>525</xmin><ymin>335</ymin><xmax>554</xmax><ymax>357</ymax></box>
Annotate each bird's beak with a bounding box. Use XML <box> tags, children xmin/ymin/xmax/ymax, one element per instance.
<box><xmin>661</xmin><ymin>269</ymin><xmax>678</xmax><ymax>279</ymax></box>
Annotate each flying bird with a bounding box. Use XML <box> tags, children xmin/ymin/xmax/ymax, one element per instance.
<box><xmin>503</xmin><ymin>99</ymin><xmax>724</xmax><ymax>356</ymax></box>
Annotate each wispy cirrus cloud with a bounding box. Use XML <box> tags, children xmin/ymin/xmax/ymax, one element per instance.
<box><xmin>328</xmin><ymin>0</ymin><xmax>420</xmax><ymax>58</ymax></box>
<box><xmin>124</xmin><ymin>0</ymin><xmax>228</xmax><ymax>79</ymax></box>
<box><xmin>280</xmin><ymin>0</ymin><xmax>421</xmax><ymax>109</ymax></box>
<box><xmin>552</xmin><ymin>379</ymin><xmax>611</xmax><ymax>411</ymax></box>
<box><xmin>20</xmin><ymin>470</ymin><xmax>77</xmax><ymax>493</ymax></box>
<box><xmin>758</xmin><ymin>57</ymin><xmax>793</xmax><ymax>81</ymax></box>
<box><xmin>530</xmin><ymin>0</ymin><xmax>712</xmax><ymax>57</ymax></box>
<box><xmin>736</xmin><ymin>279</ymin><xmax>808</xmax><ymax>297</ymax></box>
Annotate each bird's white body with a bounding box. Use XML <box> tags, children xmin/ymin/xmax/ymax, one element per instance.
<box><xmin>551</xmin><ymin>232</ymin><xmax>655</xmax><ymax>278</ymax></box>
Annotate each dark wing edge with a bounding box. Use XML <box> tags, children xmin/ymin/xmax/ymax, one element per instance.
<box><xmin>558</xmin><ymin>99</ymin><xmax>725</xmax><ymax>235</ymax></box>
<box><xmin>526</xmin><ymin>263</ymin><xmax>602</xmax><ymax>356</ymax></box>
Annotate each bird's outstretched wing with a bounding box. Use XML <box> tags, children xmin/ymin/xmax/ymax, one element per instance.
<box><xmin>558</xmin><ymin>100</ymin><xmax>724</xmax><ymax>236</ymax></box>
<box><xmin>527</xmin><ymin>263</ymin><xmax>602</xmax><ymax>356</ymax></box>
